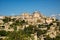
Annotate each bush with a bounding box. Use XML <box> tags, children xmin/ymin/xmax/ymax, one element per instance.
<box><xmin>0</xmin><ymin>30</ymin><xmax>7</xmax><ymax>36</ymax></box>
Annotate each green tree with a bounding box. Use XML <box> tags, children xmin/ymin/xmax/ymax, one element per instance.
<box><xmin>3</xmin><ymin>17</ymin><xmax>11</xmax><ymax>23</ymax></box>
<box><xmin>24</xmin><ymin>25</ymin><xmax>34</xmax><ymax>36</ymax></box>
<box><xmin>5</xmin><ymin>30</ymin><xmax>30</xmax><ymax>40</ymax></box>
<box><xmin>0</xmin><ymin>30</ymin><xmax>7</xmax><ymax>36</ymax></box>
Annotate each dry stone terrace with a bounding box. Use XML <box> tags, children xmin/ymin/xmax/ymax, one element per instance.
<box><xmin>0</xmin><ymin>11</ymin><xmax>60</xmax><ymax>40</ymax></box>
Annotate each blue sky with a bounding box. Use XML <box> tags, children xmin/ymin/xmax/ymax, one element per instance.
<box><xmin>0</xmin><ymin>0</ymin><xmax>60</xmax><ymax>16</ymax></box>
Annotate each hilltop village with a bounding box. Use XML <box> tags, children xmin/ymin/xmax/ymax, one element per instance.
<box><xmin>0</xmin><ymin>11</ymin><xmax>60</xmax><ymax>40</ymax></box>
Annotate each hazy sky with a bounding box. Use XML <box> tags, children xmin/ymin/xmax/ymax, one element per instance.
<box><xmin>0</xmin><ymin>0</ymin><xmax>60</xmax><ymax>16</ymax></box>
